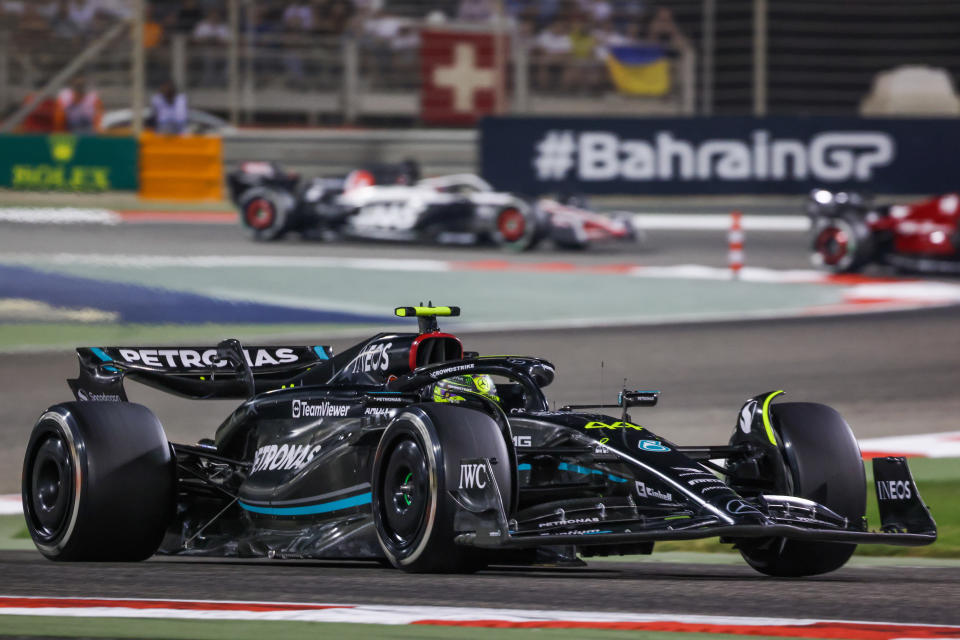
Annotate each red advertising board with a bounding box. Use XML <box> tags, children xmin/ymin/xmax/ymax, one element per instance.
<box><xmin>420</xmin><ymin>29</ymin><xmax>505</xmax><ymax>125</ymax></box>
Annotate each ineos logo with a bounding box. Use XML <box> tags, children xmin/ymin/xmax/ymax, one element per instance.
<box><xmin>877</xmin><ymin>480</ymin><xmax>912</xmax><ymax>501</ymax></box>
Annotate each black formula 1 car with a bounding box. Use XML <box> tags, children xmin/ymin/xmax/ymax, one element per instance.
<box><xmin>22</xmin><ymin>307</ymin><xmax>935</xmax><ymax>575</ymax></box>
<box><xmin>228</xmin><ymin>161</ymin><xmax>639</xmax><ymax>251</ymax></box>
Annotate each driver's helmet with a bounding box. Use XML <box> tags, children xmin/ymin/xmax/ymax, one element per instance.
<box><xmin>432</xmin><ymin>374</ymin><xmax>499</xmax><ymax>405</ymax></box>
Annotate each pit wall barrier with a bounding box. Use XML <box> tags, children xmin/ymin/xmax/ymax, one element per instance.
<box><xmin>0</xmin><ymin>133</ymin><xmax>138</xmax><ymax>192</ymax></box>
<box><xmin>138</xmin><ymin>132</ymin><xmax>223</xmax><ymax>201</ymax></box>
<box><xmin>481</xmin><ymin>116</ymin><xmax>960</xmax><ymax>195</ymax></box>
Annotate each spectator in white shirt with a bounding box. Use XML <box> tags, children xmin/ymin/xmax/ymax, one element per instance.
<box><xmin>192</xmin><ymin>9</ymin><xmax>230</xmax><ymax>86</ymax></box>
<box><xmin>149</xmin><ymin>80</ymin><xmax>189</xmax><ymax>135</ymax></box>
<box><xmin>67</xmin><ymin>0</ymin><xmax>99</xmax><ymax>34</ymax></box>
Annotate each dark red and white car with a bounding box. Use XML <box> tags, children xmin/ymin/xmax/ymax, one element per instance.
<box><xmin>808</xmin><ymin>189</ymin><xmax>960</xmax><ymax>273</ymax></box>
<box><xmin>228</xmin><ymin>161</ymin><xmax>640</xmax><ymax>251</ymax></box>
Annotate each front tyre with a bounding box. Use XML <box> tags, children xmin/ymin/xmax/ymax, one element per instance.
<box><xmin>372</xmin><ymin>405</ymin><xmax>510</xmax><ymax>573</ymax></box>
<box><xmin>22</xmin><ymin>402</ymin><xmax>175</xmax><ymax>561</ymax></box>
<box><xmin>737</xmin><ymin>402</ymin><xmax>866</xmax><ymax>577</ymax></box>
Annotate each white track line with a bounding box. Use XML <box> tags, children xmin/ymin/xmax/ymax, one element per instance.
<box><xmin>859</xmin><ymin>432</ymin><xmax>960</xmax><ymax>459</ymax></box>
<box><xmin>633</xmin><ymin>213</ymin><xmax>809</xmax><ymax>232</ymax></box>
<box><xmin>0</xmin><ymin>495</ymin><xmax>21</xmax><ymax>515</ymax></box>
<box><xmin>0</xmin><ymin>208</ymin><xmax>120</xmax><ymax>225</ymax></box>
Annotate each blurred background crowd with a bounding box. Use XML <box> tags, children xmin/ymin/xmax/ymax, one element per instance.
<box><xmin>0</xmin><ymin>0</ymin><xmax>689</xmax><ymax>95</ymax></box>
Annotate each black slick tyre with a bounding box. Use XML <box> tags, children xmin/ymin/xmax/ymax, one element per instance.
<box><xmin>238</xmin><ymin>186</ymin><xmax>293</xmax><ymax>241</ymax></box>
<box><xmin>371</xmin><ymin>405</ymin><xmax>510</xmax><ymax>573</ymax></box>
<box><xmin>810</xmin><ymin>214</ymin><xmax>874</xmax><ymax>273</ymax></box>
<box><xmin>21</xmin><ymin>402</ymin><xmax>175</xmax><ymax>561</ymax></box>
<box><xmin>737</xmin><ymin>402</ymin><xmax>866</xmax><ymax>577</ymax></box>
<box><xmin>492</xmin><ymin>204</ymin><xmax>541</xmax><ymax>251</ymax></box>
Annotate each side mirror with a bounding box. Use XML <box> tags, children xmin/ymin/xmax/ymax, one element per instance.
<box><xmin>619</xmin><ymin>390</ymin><xmax>659</xmax><ymax>408</ymax></box>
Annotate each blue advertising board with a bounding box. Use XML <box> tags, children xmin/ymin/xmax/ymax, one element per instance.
<box><xmin>480</xmin><ymin>116</ymin><xmax>960</xmax><ymax>195</ymax></box>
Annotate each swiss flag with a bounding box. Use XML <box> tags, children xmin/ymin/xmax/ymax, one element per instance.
<box><xmin>420</xmin><ymin>29</ymin><xmax>506</xmax><ymax>125</ymax></box>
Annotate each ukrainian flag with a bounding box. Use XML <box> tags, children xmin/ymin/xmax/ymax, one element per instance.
<box><xmin>605</xmin><ymin>46</ymin><xmax>671</xmax><ymax>96</ymax></box>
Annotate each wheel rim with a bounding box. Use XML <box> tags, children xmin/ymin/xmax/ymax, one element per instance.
<box><xmin>815</xmin><ymin>226</ymin><xmax>850</xmax><ymax>266</ymax></box>
<box><xmin>27</xmin><ymin>433</ymin><xmax>74</xmax><ymax>542</ymax></box>
<box><xmin>245</xmin><ymin>198</ymin><xmax>275</xmax><ymax>230</ymax></box>
<box><xmin>497</xmin><ymin>208</ymin><xmax>526</xmax><ymax>243</ymax></box>
<box><xmin>381</xmin><ymin>438</ymin><xmax>429</xmax><ymax>549</ymax></box>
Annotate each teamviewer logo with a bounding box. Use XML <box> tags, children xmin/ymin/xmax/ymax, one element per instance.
<box><xmin>534</xmin><ymin>130</ymin><xmax>576</xmax><ymax>180</ymax></box>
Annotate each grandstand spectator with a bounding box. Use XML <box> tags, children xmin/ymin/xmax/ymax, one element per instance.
<box><xmin>457</xmin><ymin>0</ymin><xmax>495</xmax><ymax>23</ymax></box>
<box><xmin>283</xmin><ymin>1</ymin><xmax>314</xmax><ymax>31</ymax></box>
<box><xmin>192</xmin><ymin>8</ymin><xmax>230</xmax><ymax>87</ymax></box>
<box><xmin>55</xmin><ymin>76</ymin><xmax>103</xmax><ymax>133</ymax></box>
<box><xmin>149</xmin><ymin>80</ymin><xmax>189</xmax><ymax>135</ymax></box>
<box><xmin>67</xmin><ymin>0</ymin><xmax>100</xmax><ymax>34</ymax></box>
<box><xmin>314</xmin><ymin>0</ymin><xmax>353</xmax><ymax>35</ymax></box>
<box><xmin>581</xmin><ymin>0</ymin><xmax>612</xmax><ymax>23</ymax></box>
<box><xmin>533</xmin><ymin>19</ymin><xmax>572</xmax><ymax>91</ymax></box>
<box><xmin>51</xmin><ymin>0</ymin><xmax>83</xmax><ymax>40</ymax></box>
<box><xmin>567</xmin><ymin>12</ymin><xmax>600</xmax><ymax>92</ymax></box>
<box><xmin>281</xmin><ymin>1</ymin><xmax>312</xmax><ymax>85</ymax></box>
<box><xmin>172</xmin><ymin>0</ymin><xmax>204</xmax><ymax>34</ymax></box>
<box><xmin>646</xmin><ymin>6</ymin><xmax>689</xmax><ymax>51</ymax></box>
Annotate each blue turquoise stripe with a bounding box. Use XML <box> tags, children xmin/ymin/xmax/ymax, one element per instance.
<box><xmin>90</xmin><ymin>347</ymin><xmax>119</xmax><ymax>373</ymax></box>
<box><xmin>239</xmin><ymin>492</ymin><xmax>371</xmax><ymax>516</ymax></box>
<box><xmin>557</xmin><ymin>462</ymin><xmax>628</xmax><ymax>484</ymax></box>
<box><xmin>312</xmin><ymin>346</ymin><xmax>329</xmax><ymax>360</ymax></box>
<box><xmin>517</xmin><ymin>463</ymin><xmax>532</xmax><ymax>471</ymax></box>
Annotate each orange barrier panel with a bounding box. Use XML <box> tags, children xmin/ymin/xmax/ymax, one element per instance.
<box><xmin>139</xmin><ymin>132</ymin><xmax>223</xmax><ymax>201</ymax></box>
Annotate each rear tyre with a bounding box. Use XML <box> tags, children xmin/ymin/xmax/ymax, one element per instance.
<box><xmin>238</xmin><ymin>186</ymin><xmax>294</xmax><ymax>241</ymax></box>
<box><xmin>22</xmin><ymin>402</ymin><xmax>175</xmax><ymax>561</ymax></box>
<box><xmin>372</xmin><ymin>405</ymin><xmax>510</xmax><ymax>573</ymax></box>
<box><xmin>737</xmin><ymin>402</ymin><xmax>866</xmax><ymax>577</ymax></box>
<box><xmin>810</xmin><ymin>214</ymin><xmax>874</xmax><ymax>273</ymax></box>
<box><xmin>492</xmin><ymin>204</ymin><xmax>541</xmax><ymax>251</ymax></box>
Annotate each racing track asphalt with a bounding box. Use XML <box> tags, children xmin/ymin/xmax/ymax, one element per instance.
<box><xmin>1</xmin><ymin>221</ymin><xmax>959</xmax><ymax>627</ymax></box>
<box><xmin>0</xmin><ymin>550</ymin><xmax>957</xmax><ymax>625</ymax></box>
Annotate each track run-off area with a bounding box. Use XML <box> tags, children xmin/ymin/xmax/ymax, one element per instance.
<box><xmin>1</xmin><ymin>210</ymin><xmax>959</xmax><ymax>636</ymax></box>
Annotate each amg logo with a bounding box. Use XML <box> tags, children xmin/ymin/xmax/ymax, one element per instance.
<box><xmin>513</xmin><ymin>435</ymin><xmax>532</xmax><ymax>447</ymax></box>
<box><xmin>459</xmin><ymin>463</ymin><xmax>488</xmax><ymax>489</ymax></box>
<box><xmin>635</xmin><ymin>482</ymin><xmax>672</xmax><ymax>502</ymax></box>
<box><xmin>76</xmin><ymin>389</ymin><xmax>121</xmax><ymax>402</ymax></box>
<box><xmin>364</xmin><ymin>407</ymin><xmax>396</xmax><ymax>418</ymax></box>
<box><xmin>117</xmin><ymin>347</ymin><xmax>299</xmax><ymax>369</ymax></box>
<box><xmin>252</xmin><ymin>443</ymin><xmax>322</xmax><ymax>473</ymax></box>
<box><xmin>292</xmin><ymin>400</ymin><xmax>350</xmax><ymax>419</ymax></box>
<box><xmin>877</xmin><ymin>479</ymin><xmax>912</xmax><ymax>501</ymax></box>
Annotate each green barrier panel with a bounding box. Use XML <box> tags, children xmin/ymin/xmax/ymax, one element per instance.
<box><xmin>0</xmin><ymin>134</ymin><xmax>138</xmax><ymax>191</ymax></box>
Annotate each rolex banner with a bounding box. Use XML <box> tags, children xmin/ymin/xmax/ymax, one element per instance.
<box><xmin>0</xmin><ymin>134</ymin><xmax>138</xmax><ymax>191</ymax></box>
<box><xmin>480</xmin><ymin>116</ymin><xmax>960</xmax><ymax>195</ymax></box>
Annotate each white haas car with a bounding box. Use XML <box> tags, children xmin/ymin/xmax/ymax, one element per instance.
<box><xmin>227</xmin><ymin>161</ymin><xmax>640</xmax><ymax>251</ymax></box>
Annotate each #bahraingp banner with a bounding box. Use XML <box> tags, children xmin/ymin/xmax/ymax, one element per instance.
<box><xmin>480</xmin><ymin>116</ymin><xmax>960</xmax><ymax>195</ymax></box>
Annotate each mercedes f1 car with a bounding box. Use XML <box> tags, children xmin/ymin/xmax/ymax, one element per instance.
<box><xmin>228</xmin><ymin>161</ymin><xmax>639</xmax><ymax>251</ymax></box>
<box><xmin>23</xmin><ymin>307</ymin><xmax>935</xmax><ymax>575</ymax></box>
<box><xmin>808</xmin><ymin>189</ymin><xmax>960</xmax><ymax>273</ymax></box>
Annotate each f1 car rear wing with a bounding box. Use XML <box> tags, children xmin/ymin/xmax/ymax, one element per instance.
<box><xmin>68</xmin><ymin>341</ymin><xmax>335</xmax><ymax>401</ymax></box>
